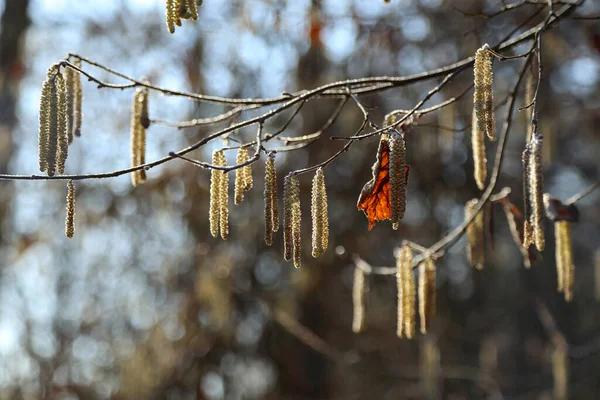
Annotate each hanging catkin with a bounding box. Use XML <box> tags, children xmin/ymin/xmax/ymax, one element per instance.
<box><xmin>418</xmin><ymin>258</ymin><xmax>436</xmax><ymax>334</ymax></box>
<box><xmin>529</xmin><ymin>135</ymin><xmax>545</xmax><ymax>251</ymax></box>
<box><xmin>396</xmin><ymin>245</ymin><xmax>415</xmax><ymax>339</ymax></box>
<box><xmin>473</xmin><ymin>44</ymin><xmax>495</xmax><ymax>140</ymax></box>
<box><xmin>217</xmin><ymin>151</ymin><xmax>229</xmax><ymax>240</ymax></box>
<box><xmin>264</xmin><ymin>153</ymin><xmax>278</xmax><ymax>245</ymax></box>
<box><xmin>38</xmin><ymin>66</ymin><xmax>68</xmax><ymax>177</ymax></box>
<box><xmin>283</xmin><ymin>173</ymin><xmax>294</xmax><ymax>261</ymax></box>
<box><xmin>209</xmin><ymin>150</ymin><xmax>225</xmax><ymax>238</ymax></box>
<box><xmin>65</xmin><ymin>58</ymin><xmax>83</xmax><ymax>139</ymax></box>
<box><xmin>291</xmin><ymin>175</ymin><xmax>302</xmax><ymax>268</ymax></box>
<box><xmin>389</xmin><ymin>136</ymin><xmax>407</xmax><ymax>229</ymax></box>
<box><xmin>65</xmin><ymin>180</ymin><xmax>75</xmax><ymax>238</ymax></box>
<box><xmin>522</xmin><ymin>144</ymin><xmax>534</xmax><ymax>248</ymax></box>
<box><xmin>352</xmin><ymin>266</ymin><xmax>366</xmax><ymax>333</ymax></box>
<box><xmin>165</xmin><ymin>0</ymin><xmax>182</xmax><ymax>34</ymax></box>
<box><xmin>311</xmin><ymin>168</ymin><xmax>328</xmax><ymax>257</ymax></box>
<box><xmin>130</xmin><ymin>87</ymin><xmax>149</xmax><ymax>187</ymax></box>
<box><xmin>465</xmin><ymin>198</ymin><xmax>485</xmax><ymax>269</ymax></box>
<box><xmin>555</xmin><ymin>220</ymin><xmax>574</xmax><ymax>302</ymax></box>
<box><xmin>234</xmin><ymin>147</ymin><xmax>250</xmax><ymax>205</ymax></box>
<box><xmin>471</xmin><ymin>111</ymin><xmax>487</xmax><ymax>190</ymax></box>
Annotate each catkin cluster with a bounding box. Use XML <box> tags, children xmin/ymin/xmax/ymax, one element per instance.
<box><xmin>465</xmin><ymin>198</ymin><xmax>485</xmax><ymax>270</ymax></box>
<box><xmin>234</xmin><ymin>147</ymin><xmax>253</xmax><ymax>205</ymax></box>
<box><xmin>389</xmin><ymin>136</ymin><xmax>407</xmax><ymax>230</ymax></box>
<box><xmin>130</xmin><ymin>87</ymin><xmax>149</xmax><ymax>187</ymax></box>
<box><xmin>165</xmin><ymin>0</ymin><xmax>200</xmax><ymax>33</ymax></box>
<box><xmin>38</xmin><ymin>65</ymin><xmax>69</xmax><ymax>176</ymax></box>
<box><xmin>396</xmin><ymin>245</ymin><xmax>415</xmax><ymax>339</ymax></box>
<box><xmin>264</xmin><ymin>153</ymin><xmax>279</xmax><ymax>246</ymax></box>
<box><xmin>65</xmin><ymin>180</ymin><xmax>76</xmax><ymax>238</ymax></box>
<box><xmin>418</xmin><ymin>258</ymin><xmax>436</xmax><ymax>334</ymax></box>
<box><xmin>209</xmin><ymin>150</ymin><xmax>229</xmax><ymax>240</ymax></box>
<box><xmin>311</xmin><ymin>168</ymin><xmax>328</xmax><ymax>257</ymax></box>
<box><xmin>352</xmin><ymin>266</ymin><xmax>366</xmax><ymax>333</ymax></box>
<box><xmin>283</xmin><ymin>173</ymin><xmax>302</xmax><ymax>268</ymax></box>
<box><xmin>522</xmin><ymin>135</ymin><xmax>545</xmax><ymax>251</ymax></box>
<box><xmin>471</xmin><ymin>44</ymin><xmax>495</xmax><ymax>190</ymax></box>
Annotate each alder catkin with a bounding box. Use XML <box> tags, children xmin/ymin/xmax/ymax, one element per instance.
<box><xmin>185</xmin><ymin>0</ymin><xmax>199</xmax><ymax>20</ymax></box>
<box><xmin>38</xmin><ymin>71</ymin><xmax>54</xmax><ymax>173</ymax></box>
<box><xmin>352</xmin><ymin>266</ymin><xmax>366</xmax><ymax>333</ymax></box>
<box><xmin>234</xmin><ymin>147</ymin><xmax>250</xmax><ymax>205</ymax></box>
<box><xmin>130</xmin><ymin>87</ymin><xmax>149</xmax><ymax>186</ymax></box>
<box><xmin>389</xmin><ymin>136</ymin><xmax>407</xmax><ymax>229</ymax></box>
<box><xmin>529</xmin><ymin>135</ymin><xmax>545</xmax><ymax>251</ymax></box>
<box><xmin>264</xmin><ymin>153</ymin><xmax>278</xmax><ymax>245</ymax></box>
<box><xmin>283</xmin><ymin>173</ymin><xmax>294</xmax><ymax>261</ymax></box>
<box><xmin>217</xmin><ymin>151</ymin><xmax>229</xmax><ymax>240</ymax></box>
<box><xmin>418</xmin><ymin>258</ymin><xmax>436</xmax><ymax>334</ymax></box>
<box><xmin>64</xmin><ymin>64</ymin><xmax>76</xmax><ymax>144</ymax></box>
<box><xmin>209</xmin><ymin>150</ymin><xmax>224</xmax><ymax>238</ymax></box>
<box><xmin>555</xmin><ymin>220</ymin><xmax>574</xmax><ymax>302</ymax></box>
<box><xmin>311</xmin><ymin>168</ymin><xmax>328</xmax><ymax>257</ymax></box>
<box><xmin>291</xmin><ymin>175</ymin><xmax>302</xmax><ymax>268</ymax></box>
<box><xmin>474</xmin><ymin>44</ymin><xmax>495</xmax><ymax>140</ymax></box>
<box><xmin>471</xmin><ymin>111</ymin><xmax>487</xmax><ymax>190</ymax></box>
<box><xmin>65</xmin><ymin>180</ymin><xmax>75</xmax><ymax>238</ymax></box>
<box><xmin>552</xmin><ymin>345</ymin><xmax>569</xmax><ymax>400</ymax></box>
<box><xmin>522</xmin><ymin>144</ymin><xmax>534</xmax><ymax>248</ymax></box>
<box><xmin>465</xmin><ymin>198</ymin><xmax>485</xmax><ymax>270</ymax></box>
<box><xmin>72</xmin><ymin>59</ymin><xmax>83</xmax><ymax>138</ymax></box>
<box><xmin>165</xmin><ymin>0</ymin><xmax>182</xmax><ymax>33</ymax></box>
<box><xmin>396</xmin><ymin>245</ymin><xmax>415</xmax><ymax>339</ymax></box>
<box><xmin>55</xmin><ymin>73</ymin><xmax>69</xmax><ymax>175</ymax></box>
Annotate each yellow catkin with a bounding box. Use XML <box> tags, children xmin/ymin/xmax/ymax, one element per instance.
<box><xmin>56</xmin><ymin>73</ymin><xmax>69</xmax><ymax>175</ymax></box>
<box><xmin>65</xmin><ymin>180</ymin><xmax>75</xmax><ymax>238</ymax></box>
<box><xmin>474</xmin><ymin>44</ymin><xmax>495</xmax><ymax>140</ymax></box>
<box><xmin>471</xmin><ymin>111</ymin><xmax>487</xmax><ymax>190</ymax></box>
<box><xmin>209</xmin><ymin>150</ymin><xmax>224</xmax><ymax>238</ymax></box>
<box><xmin>165</xmin><ymin>0</ymin><xmax>182</xmax><ymax>33</ymax></box>
<box><xmin>552</xmin><ymin>345</ymin><xmax>569</xmax><ymax>400</ymax></box>
<box><xmin>217</xmin><ymin>151</ymin><xmax>229</xmax><ymax>240</ymax></box>
<box><xmin>264</xmin><ymin>153</ymin><xmax>278</xmax><ymax>245</ymax></box>
<box><xmin>311</xmin><ymin>168</ymin><xmax>328</xmax><ymax>257</ymax></box>
<box><xmin>465</xmin><ymin>199</ymin><xmax>485</xmax><ymax>269</ymax></box>
<box><xmin>418</xmin><ymin>258</ymin><xmax>436</xmax><ymax>334</ymax></box>
<box><xmin>522</xmin><ymin>144</ymin><xmax>534</xmax><ymax>248</ymax></box>
<box><xmin>185</xmin><ymin>0</ymin><xmax>199</xmax><ymax>20</ymax></box>
<box><xmin>420</xmin><ymin>338</ymin><xmax>441</xmax><ymax>400</ymax></box>
<box><xmin>130</xmin><ymin>88</ymin><xmax>148</xmax><ymax>186</ymax></box>
<box><xmin>38</xmin><ymin>71</ymin><xmax>54</xmax><ymax>173</ymax></box>
<box><xmin>64</xmin><ymin>64</ymin><xmax>76</xmax><ymax>144</ymax></box>
<box><xmin>234</xmin><ymin>147</ymin><xmax>250</xmax><ymax>205</ymax></box>
<box><xmin>72</xmin><ymin>59</ymin><xmax>83</xmax><ymax>138</ymax></box>
<box><xmin>352</xmin><ymin>266</ymin><xmax>366</xmax><ymax>333</ymax></box>
<box><xmin>290</xmin><ymin>175</ymin><xmax>302</xmax><ymax>268</ymax></box>
<box><xmin>529</xmin><ymin>135</ymin><xmax>545</xmax><ymax>251</ymax></box>
<box><xmin>396</xmin><ymin>245</ymin><xmax>415</xmax><ymax>338</ymax></box>
<box><xmin>555</xmin><ymin>221</ymin><xmax>574</xmax><ymax>302</ymax></box>
<box><xmin>389</xmin><ymin>136</ymin><xmax>407</xmax><ymax>229</ymax></box>
<box><xmin>283</xmin><ymin>174</ymin><xmax>294</xmax><ymax>261</ymax></box>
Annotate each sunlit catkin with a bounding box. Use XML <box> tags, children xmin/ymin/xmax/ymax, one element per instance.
<box><xmin>165</xmin><ymin>0</ymin><xmax>182</xmax><ymax>33</ymax></box>
<box><xmin>465</xmin><ymin>198</ymin><xmax>485</xmax><ymax>269</ymax></box>
<box><xmin>264</xmin><ymin>153</ymin><xmax>278</xmax><ymax>245</ymax></box>
<box><xmin>217</xmin><ymin>151</ymin><xmax>229</xmax><ymax>240</ymax></box>
<box><xmin>291</xmin><ymin>175</ymin><xmax>302</xmax><ymax>268</ymax></box>
<box><xmin>38</xmin><ymin>66</ymin><xmax>68</xmax><ymax>176</ymax></box>
<box><xmin>64</xmin><ymin>64</ymin><xmax>76</xmax><ymax>144</ymax></box>
<box><xmin>311</xmin><ymin>168</ymin><xmax>328</xmax><ymax>257</ymax></box>
<box><xmin>529</xmin><ymin>135</ymin><xmax>545</xmax><ymax>251</ymax></box>
<box><xmin>396</xmin><ymin>245</ymin><xmax>415</xmax><ymax>339</ymax></box>
<box><xmin>209</xmin><ymin>150</ymin><xmax>224</xmax><ymax>238</ymax></box>
<box><xmin>471</xmin><ymin>111</ymin><xmax>487</xmax><ymax>190</ymax></box>
<box><xmin>38</xmin><ymin>70</ymin><xmax>54</xmax><ymax>173</ymax></box>
<box><xmin>522</xmin><ymin>144</ymin><xmax>534</xmax><ymax>248</ymax></box>
<box><xmin>65</xmin><ymin>180</ymin><xmax>75</xmax><ymax>238</ymax></box>
<box><xmin>234</xmin><ymin>147</ymin><xmax>250</xmax><ymax>205</ymax></box>
<box><xmin>552</xmin><ymin>345</ymin><xmax>569</xmax><ymax>400</ymax></box>
<box><xmin>283</xmin><ymin>174</ymin><xmax>294</xmax><ymax>261</ymax></box>
<box><xmin>130</xmin><ymin>87</ymin><xmax>149</xmax><ymax>186</ymax></box>
<box><xmin>389</xmin><ymin>136</ymin><xmax>407</xmax><ymax>229</ymax></box>
<box><xmin>555</xmin><ymin>220</ymin><xmax>574</xmax><ymax>302</ymax></box>
<box><xmin>55</xmin><ymin>73</ymin><xmax>69</xmax><ymax>175</ymax></box>
<box><xmin>185</xmin><ymin>0</ymin><xmax>199</xmax><ymax>20</ymax></box>
<box><xmin>352</xmin><ymin>266</ymin><xmax>366</xmax><ymax>333</ymax></box>
<box><xmin>473</xmin><ymin>44</ymin><xmax>495</xmax><ymax>140</ymax></box>
<box><xmin>66</xmin><ymin>58</ymin><xmax>83</xmax><ymax>139</ymax></box>
<box><xmin>418</xmin><ymin>258</ymin><xmax>436</xmax><ymax>334</ymax></box>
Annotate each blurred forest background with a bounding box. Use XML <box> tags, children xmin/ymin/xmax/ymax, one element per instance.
<box><xmin>0</xmin><ymin>0</ymin><xmax>599</xmax><ymax>399</ymax></box>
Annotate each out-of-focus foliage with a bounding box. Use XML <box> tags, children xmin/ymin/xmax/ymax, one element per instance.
<box><xmin>0</xmin><ymin>0</ymin><xmax>599</xmax><ymax>399</ymax></box>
